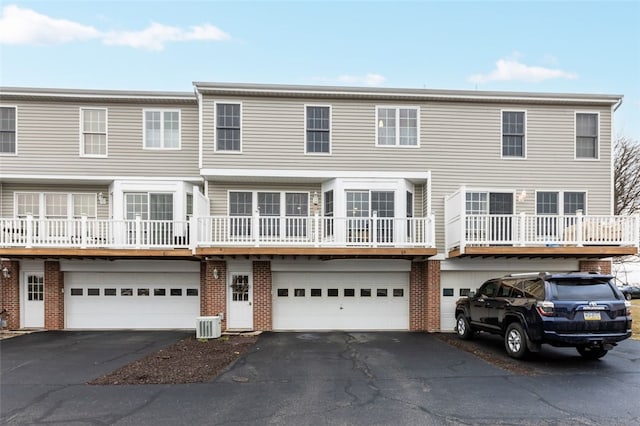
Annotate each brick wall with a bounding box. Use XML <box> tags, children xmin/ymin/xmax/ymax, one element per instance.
<box><xmin>253</xmin><ymin>261</ymin><xmax>272</xmax><ymax>331</ymax></box>
<box><xmin>409</xmin><ymin>260</ymin><xmax>441</xmax><ymax>332</ymax></box>
<box><xmin>44</xmin><ymin>261</ymin><xmax>64</xmax><ymax>330</ymax></box>
<box><xmin>409</xmin><ymin>262</ymin><xmax>426</xmax><ymax>331</ymax></box>
<box><xmin>200</xmin><ymin>260</ymin><xmax>227</xmax><ymax>330</ymax></box>
<box><xmin>579</xmin><ymin>260</ymin><xmax>612</xmax><ymax>274</ymax></box>
<box><xmin>425</xmin><ymin>260</ymin><xmax>441</xmax><ymax>332</ymax></box>
<box><xmin>1</xmin><ymin>260</ymin><xmax>20</xmax><ymax>330</ymax></box>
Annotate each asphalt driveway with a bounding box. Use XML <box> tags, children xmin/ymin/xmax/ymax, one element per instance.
<box><xmin>2</xmin><ymin>331</ymin><xmax>640</xmax><ymax>425</ymax></box>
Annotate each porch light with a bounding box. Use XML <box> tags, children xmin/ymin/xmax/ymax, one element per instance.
<box><xmin>97</xmin><ymin>192</ymin><xmax>107</xmax><ymax>205</ymax></box>
<box><xmin>213</xmin><ymin>267</ymin><xmax>219</xmax><ymax>280</ymax></box>
<box><xmin>312</xmin><ymin>192</ymin><xmax>319</xmax><ymax>206</ymax></box>
<box><xmin>1</xmin><ymin>266</ymin><xmax>10</xmax><ymax>279</ymax></box>
<box><xmin>378</xmin><ymin>119</ymin><xmax>384</xmax><ymax>128</ymax></box>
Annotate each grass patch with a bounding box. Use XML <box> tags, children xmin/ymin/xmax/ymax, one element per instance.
<box><xmin>632</xmin><ymin>299</ymin><xmax>640</xmax><ymax>339</ymax></box>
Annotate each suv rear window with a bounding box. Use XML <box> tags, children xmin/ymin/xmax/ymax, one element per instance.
<box><xmin>549</xmin><ymin>279</ymin><xmax>618</xmax><ymax>301</ymax></box>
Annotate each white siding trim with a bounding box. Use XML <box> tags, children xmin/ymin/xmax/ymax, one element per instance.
<box><xmin>142</xmin><ymin>108</ymin><xmax>182</xmax><ymax>150</ymax></box>
<box><xmin>304</xmin><ymin>104</ymin><xmax>332</xmax><ymax>155</ymax></box>
<box><xmin>213</xmin><ymin>100</ymin><xmax>243</xmax><ymax>154</ymax></box>
<box><xmin>0</xmin><ymin>104</ymin><xmax>18</xmax><ymax>156</ymax></box>
<box><xmin>0</xmin><ymin>174</ymin><xmax>203</xmax><ymax>182</ymax></box>
<box><xmin>574</xmin><ymin>111</ymin><xmax>600</xmax><ymax>161</ymax></box>
<box><xmin>200</xmin><ymin>168</ymin><xmax>430</xmax><ymax>182</ymax></box>
<box><xmin>499</xmin><ymin>109</ymin><xmax>527</xmax><ymax>160</ymax></box>
<box><xmin>198</xmin><ymin>91</ymin><xmax>203</xmax><ymax>170</ymax></box>
<box><xmin>79</xmin><ymin>107</ymin><xmax>108</xmax><ymax>158</ymax></box>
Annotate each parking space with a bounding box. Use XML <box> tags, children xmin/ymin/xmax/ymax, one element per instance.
<box><xmin>2</xmin><ymin>331</ymin><xmax>640</xmax><ymax>425</ymax></box>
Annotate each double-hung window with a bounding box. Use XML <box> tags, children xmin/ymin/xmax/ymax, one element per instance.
<box><xmin>306</xmin><ymin>106</ymin><xmax>331</xmax><ymax>154</ymax></box>
<box><xmin>0</xmin><ymin>106</ymin><xmax>17</xmax><ymax>154</ymax></box>
<box><xmin>575</xmin><ymin>113</ymin><xmax>598</xmax><ymax>159</ymax></box>
<box><xmin>80</xmin><ymin>108</ymin><xmax>107</xmax><ymax>156</ymax></box>
<box><xmin>216</xmin><ymin>103</ymin><xmax>241</xmax><ymax>151</ymax></box>
<box><xmin>376</xmin><ymin>107</ymin><xmax>418</xmax><ymax>146</ymax></box>
<box><xmin>502</xmin><ymin>111</ymin><xmax>525</xmax><ymax>158</ymax></box>
<box><xmin>144</xmin><ymin>110</ymin><xmax>180</xmax><ymax>149</ymax></box>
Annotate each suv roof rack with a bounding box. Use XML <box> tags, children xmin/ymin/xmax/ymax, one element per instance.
<box><xmin>504</xmin><ymin>272</ymin><xmax>549</xmax><ymax>279</ymax></box>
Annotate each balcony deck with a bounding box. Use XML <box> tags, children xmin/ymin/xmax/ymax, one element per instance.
<box><xmin>1</xmin><ymin>215</ymin><xmax>436</xmax><ymax>259</ymax></box>
<box><xmin>445</xmin><ymin>212</ymin><xmax>639</xmax><ymax>258</ymax></box>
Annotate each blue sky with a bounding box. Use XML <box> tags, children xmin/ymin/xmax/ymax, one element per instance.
<box><xmin>1</xmin><ymin>0</ymin><xmax>639</xmax><ymax>139</ymax></box>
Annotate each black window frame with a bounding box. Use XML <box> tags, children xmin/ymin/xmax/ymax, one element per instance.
<box><xmin>216</xmin><ymin>103</ymin><xmax>241</xmax><ymax>152</ymax></box>
<box><xmin>502</xmin><ymin>111</ymin><xmax>525</xmax><ymax>158</ymax></box>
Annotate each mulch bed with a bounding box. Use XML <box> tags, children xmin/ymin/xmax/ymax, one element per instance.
<box><xmin>89</xmin><ymin>334</ymin><xmax>258</xmax><ymax>385</ymax></box>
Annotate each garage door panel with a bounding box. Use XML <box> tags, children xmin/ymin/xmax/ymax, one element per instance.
<box><xmin>65</xmin><ymin>272</ymin><xmax>199</xmax><ymax>329</ymax></box>
<box><xmin>273</xmin><ymin>272</ymin><xmax>408</xmax><ymax>331</ymax></box>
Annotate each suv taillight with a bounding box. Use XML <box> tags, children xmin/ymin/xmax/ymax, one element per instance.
<box><xmin>625</xmin><ymin>300</ymin><xmax>631</xmax><ymax>316</ymax></box>
<box><xmin>536</xmin><ymin>301</ymin><xmax>555</xmax><ymax>317</ymax></box>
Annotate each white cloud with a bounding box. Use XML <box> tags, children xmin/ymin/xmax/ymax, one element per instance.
<box><xmin>103</xmin><ymin>23</ymin><xmax>230</xmax><ymax>51</ymax></box>
<box><xmin>0</xmin><ymin>4</ymin><xmax>100</xmax><ymax>45</ymax></box>
<box><xmin>336</xmin><ymin>73</ymin><xmax>387</xmax><ymax>86</ymax></box>
<box><xmin>468</xmin><ymin>58</ymin><xmax>578</xmax><ymax>84</ymax></box>
<box><xmin>0</xmin><ymin>5</ymin><xmax>230</xmax><ymax>51</ymax></box>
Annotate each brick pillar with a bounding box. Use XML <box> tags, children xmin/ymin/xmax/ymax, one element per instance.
<box><xmin>252</xmin><ymin>261</ymin><xmax>272</xmax><ymax>331</ymax></box>
<box><xmin>200</xmin><ymin>260</ymin><xmax>227</xmax><ymax>330</ymax></box>
<box><xmin>409</xmin><ymin>261</ymin><xmax>427</xmax><ymax>331</ymax></box>
<box><xmin>44</xmin><ymin>261</ymin><xmax>64</xmax><ymax>330</ymax></box>
<box><xmin>1</xmin><ymin>260</ymin><xmax>20</xmax><ymax>330</ymax></box>
<box><xmin>425</xmin><ymin>259</ymin><xmax>441</xmax><ymax>333</ymax></box>
<box><xmin>579</xmin><ymin>260</ymin><xmax>612</xmax><ymax>274</ymax></box>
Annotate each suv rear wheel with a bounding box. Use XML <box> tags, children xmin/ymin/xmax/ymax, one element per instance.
<box><xmin>505</xmin><ymin>323</ymin><xmax>529</xmax><ymax>359</ymax></box>
<box><xmin>455</xmin><ymin>314</ymin><xmax>474</xmax><ymax>340</ymax></box>
<box><xmin>576</xmin><ymin>345</ymin><xmax>608</xmax><ymax>360</ymax></box>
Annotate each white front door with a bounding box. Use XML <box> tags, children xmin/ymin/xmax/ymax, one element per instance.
<box><xmin>227</xmin><ymin>272</ymin><xmax>253</xmax><ymax>330</ymax></box>
<box><xmin>24</xmin><ymin>273</ymin><xmax>44</xmax><ymax>328</ymax></box>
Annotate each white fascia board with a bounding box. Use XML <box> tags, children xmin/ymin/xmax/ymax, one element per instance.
<box><xmin>1</xmin><ymin>174</ymin><xmax>204</xmax><ymax>182</ymax></box>
<box><xmin>200</xmin><ymin>168</ymin><xmax>431</xmax><ymax>182</ymax></box>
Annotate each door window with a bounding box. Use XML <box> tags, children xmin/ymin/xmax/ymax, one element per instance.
<box><xmin>27</xmin><ymin>275</ymin><xmax>44</xmax><ymax>301</ymax></box>
<box><xmin>231</xmin><ymin>275</ymin><xmax>250</xmax><ymax>301</ymax></box>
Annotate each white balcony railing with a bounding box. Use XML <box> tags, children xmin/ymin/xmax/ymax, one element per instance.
<box><xmin>446</xmin><ymin>211</ymin><xmax>640</xmax><ymax>253</ymax></box>
<box><xmin>1</xmin><ymin>215</ymin><xmax>191</xmax><ymax>249</ymax></box>
<box><xmin>1</xmin><ymin>214</ymin><xmax>435</xmax><ymax>249</ymax></box>
<box><xmin>197</xmin><ymin>214</ymin><xmax>435</xmax><ymax>248</ymax></box>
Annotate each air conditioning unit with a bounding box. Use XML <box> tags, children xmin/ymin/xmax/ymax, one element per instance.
<box><xmin>196</xmin><ymin>316</ymin><xmax>221</xmax><ymax>339</ymax></box>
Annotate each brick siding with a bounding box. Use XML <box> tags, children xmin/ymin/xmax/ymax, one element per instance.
<box><xmin>252</xmin><ymin>261</ymin><xmax>272</xmax><ymax>331</ymax></box>
<box><xmin>1</xmin><ymin>260</ymin><xmax>20</xmax><ymax>330</ymax></box>
<box><xmin>200</xmin><ymin>260</ymin><xmax>227</xmax><ymax>330</ymax></box>
<box><xmin>579</xmin><ymin>260</ymin><xmax>612</xmax><ymax>274</ymax></box>
<box><xmin>409</xmin><ymin>260</ymin><xmax>441</xmax><ymax>332</ymax></box>
<box><xmin>44</xmin><ymin>261</ymin><xmax>64</xmax><ymax>330</ymax></box>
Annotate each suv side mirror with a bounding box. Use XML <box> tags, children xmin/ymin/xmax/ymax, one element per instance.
<box><xmin>468</xmin><ymin>291</ymin><xmax>475</xmax><ymax>298</ymax></box>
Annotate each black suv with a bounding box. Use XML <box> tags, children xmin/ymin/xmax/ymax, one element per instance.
<box><xmin>455</xmin><ymin>272</ymin><xmax>632</xmax><ymax>359</ymax></box>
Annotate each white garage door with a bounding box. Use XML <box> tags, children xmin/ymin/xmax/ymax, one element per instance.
<box><xmin>65</xmin><ymin>272</ymin><xmax>200</xmax><ymax>329</ymax></box>
<box><xmin>273</xmin><ymin>272</ymin><xmax>408</xmax><ymax>330</ymax></box>
<box><xmin>440</xmin><ymin>271</ymin><xmax>509</xmax><ymax>332</ymax></box>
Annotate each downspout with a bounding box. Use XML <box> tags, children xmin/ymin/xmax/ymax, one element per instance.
<box><xmin>611</xmin><ymin>97</ymin><xmax>623</xmax><ymax>216</ymax></box>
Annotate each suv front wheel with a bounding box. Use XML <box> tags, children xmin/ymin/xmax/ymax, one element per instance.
<box><xmin>455</xmin><ymin>314</ymin><xmax>474</xmax><ymax>340</ymax></box>
<box><xmin>576</xmin><ymin>345</ymin><xmax>608</xmax><ymax>360</ymax></box>
<box><xmin>505</xmin><ymin>323</ymin><xmax>529</xmax><ymax>359</ymax></box>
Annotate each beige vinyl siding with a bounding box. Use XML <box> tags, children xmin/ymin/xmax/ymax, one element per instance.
<box><xmin>0</xmin><ymin>100</ymin><xmax>199</xmax><ymax>177</ymax></box>
<box><xmin>1</xmin><ymin>183</ymin><xmax>110</xmax><ymax>218</ymax></box>
<box><xmin>207</xmin><ymin>182</ymin><xmax>322</xmax><ymax>216</ymax></box>
<box><xmin>203</xmin><ymin>96</ymin><xmax>613</xmax><ymax>252</ymax></box>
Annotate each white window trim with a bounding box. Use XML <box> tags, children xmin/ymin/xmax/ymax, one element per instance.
<box><xmin>79</xmin><ymin>107</ymin><xmax>108</xmax><ymax>158</ymax></box>
<box><xmin>574</xmin><ymin>111</ymin><xmax>600</xmax><ymax>161</ymax></box>
<box><xmin>304</xmin><ymin>104</ymin><xmax>332</xmax><ymax>155</ymax></box>
<box><xmin>123</xmin><ymin>192</ymin><xmax>174</xmax><ymax>220</ymax></box>
<box><xmin>500</xmin><ymin>109</ymin><xmax>527</xmax><ymax>160</ymax></box>
<box><xmin>13</xmin><ymin>192</ymin><xmax>98</xmax><ymax>218</ymax></box>
<box><xmin>375</xmin><ymin>105</ymin><xmax>420</xmax><ymax>148</ymax></box>
<box><xmin>214</xmin><ymin>101</ymin><xmax>243</xmax><ymax>154</ymax></box>
<box><xmin>226</xmin><ymin>190</ymin><xmax>311</xmax><ymax>216</ymax></box>
<box><xmin>142</xmin><ymin>108</ymin><xmax>182</xmax><ymax>150</ymax></box>
<box><xmin>0</xmin><ymin>104</ymin><xmax>18</xmax><ymax>156</ymax></box>
<box><xmin>534</xmin><ymin>190</ymin><xmax>589</xmax><ymax>215</ymax></box>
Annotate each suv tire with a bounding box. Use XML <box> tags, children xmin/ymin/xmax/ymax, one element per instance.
<box><xmin>625</xmin><ymin>293</ymin><xmax>632</xmax><ymax>301</ymax></box>
<box><xmin>455</xmin><ymin>314</ymin><xmax>474</xmax><ymax>340</ymax></box>
<box><xmin>505</xmin><ymin>323</ymin><xmax>529</xmax><ymax>359</ymax></box>
<box><xmin>576</xmin><ymin>345</ymin><xmax>608</xmax><ymax>360</ymax></box>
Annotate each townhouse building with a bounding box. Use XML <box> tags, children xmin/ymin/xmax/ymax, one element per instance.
<box><xmin>1</xmin><ymin>83</ymin><xmax>638</xmax><ymax>333</ymax></box>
